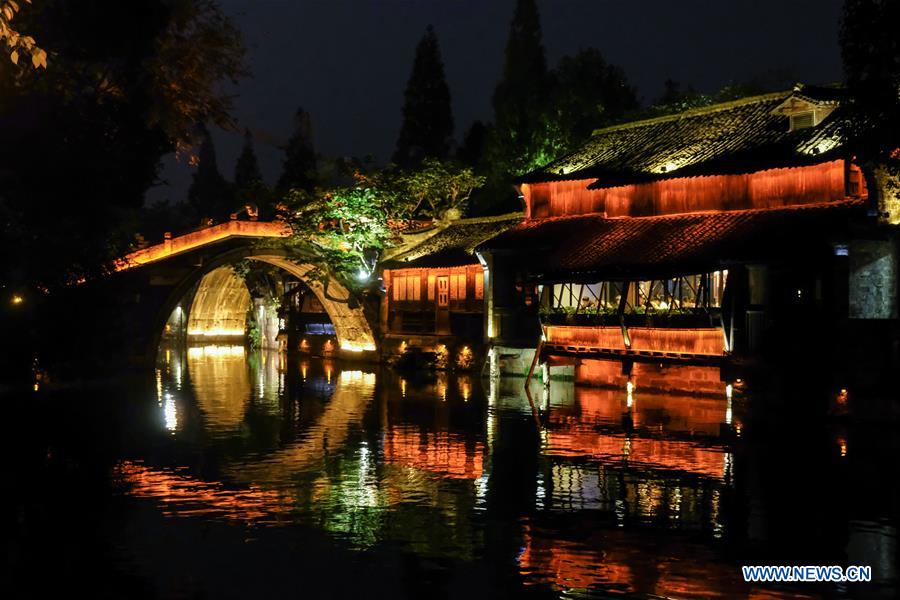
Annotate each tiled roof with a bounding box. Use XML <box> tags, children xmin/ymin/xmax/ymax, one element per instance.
<box><xmin>523</xmin><ymin>85</ymin><xmax>846</xmax><ymax>186</ymax></box>
<box><xmin>479</xmin><ymin>199</ymin><xmax>865</xmax><ymax>282</ymax></box>
<box><xmin>383</xmin><ymin>213</ymin><xmax>523</xmax><ymax>269</ymax></box>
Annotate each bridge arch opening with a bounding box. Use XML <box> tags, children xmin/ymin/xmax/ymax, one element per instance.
<box><xmin>186</xmin><ymin>266</ymin><xmax>252</xmax><ymax>340</ymax></box>
<box><xmin>158</xmin><ymin>253</ymin><xmax>376</xmax><ymax>357</ymax></box>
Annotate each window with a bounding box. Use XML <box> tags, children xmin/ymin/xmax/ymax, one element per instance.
<box><xmin>392</xmin><ymin>274</ymin><xmax>420</xmax><ymax>302</ymax></box>
<box><xmin>790</xmin><ymin>111</ymin><xmax>815</xmax><ymax>131</ymax></box>
<box><xmin>475</xmin><ymin>271</ymin><xmax>484</xmax><ymax>300</ymax></box>
<box><xmin>450</xmin><ymin>273</ymin><xmax>466</xmax><ymax>301</ymax></box>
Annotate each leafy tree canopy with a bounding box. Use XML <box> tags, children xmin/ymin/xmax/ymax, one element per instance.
<box><xmin>0</xmin><ymin>0</ymin><xmax>245</xmax><ymax>288</ymax></box>
<box><xmin>276</xmin><ymin>160</ymin><xmax>483</xmax><ymax>287</ymax></box>
<box><xmin>1</xmin><ymin>0</ymin><xmax>47</xmax><ymax>69</ymax></box>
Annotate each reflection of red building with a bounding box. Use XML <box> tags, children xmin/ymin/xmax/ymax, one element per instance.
<box><xmin>546</xmin><ymin>387</ymin><xmax>729</xmax><ymax>478</ymax></box>
<box><xmin>382</xmin><ymin>427</ymin><xmax>483</xmax><ymax>480</ymax></box>
<box><xmin>519</xmin><ymin>523</ymin><xmax>808</xmax><ymax>599</ymax></box>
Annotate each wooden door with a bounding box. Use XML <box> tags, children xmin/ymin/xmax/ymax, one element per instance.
<box><xmin>436</xmin><ymin>276</ymin><xmax>450</xmax><ymax>333</ymax></box>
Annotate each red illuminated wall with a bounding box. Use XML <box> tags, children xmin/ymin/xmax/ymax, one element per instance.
<box><xmin>545</xmin><ymin>325</ymin><xmax>725</xmax><ymax>356</ymax></box>
<box><xmin>523</xmin><ymin>160</ymin><xmax>857</xmax><ymax>219</ymax></box>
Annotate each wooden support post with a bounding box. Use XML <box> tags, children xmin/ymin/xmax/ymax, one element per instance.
<box><xmin>525</xmin><ymin>326</ymin><xmax>544</xmax><ymax>390</ymax></box>
<box><xmin>618</xmin><ymin>281</ymin><xmax>631</xmax><ymax>349</ymax></box>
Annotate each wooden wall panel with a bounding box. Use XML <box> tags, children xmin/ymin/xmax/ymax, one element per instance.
<box><xmin>523</xmin><ymin>160</ymin><xmax>851</xmax><ymax>219</ymax></box>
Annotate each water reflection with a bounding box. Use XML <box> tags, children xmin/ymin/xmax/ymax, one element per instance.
<box><xmin>40</xmin><ymin>343</ymin><xmax>891</xmax><ymax>598</ymax></box>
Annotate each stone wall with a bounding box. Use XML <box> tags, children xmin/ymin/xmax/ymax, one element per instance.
<box><xmin>849</xmin><ymin>239</ymin><xmax>898</xmax><ymax>319</ymax></box>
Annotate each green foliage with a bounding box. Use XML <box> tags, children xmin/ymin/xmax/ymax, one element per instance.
<box><xmin>279</xmin><ymin>179</ymin><xmax>398</xmax><ymax>287</ymax></box>
<box><xmin>489</xmin><ymin>0</ymin><xmax>555</xmax><ymax>178</ymax></box>
<box><xmin>552</xmin><ymin>48</ymin><xmax>639</xmax><ymax>149</ymax></box>
<box><xmin>247</xmin><ymin>319</ymin><xmax>261</xmax><ymax>349</ymax></box>
<box><xmin>393</xmin><ymin>24</ymin><xmax>454</xmax><ymax>167</ymax></box>
<box><xmin>276</xmin><ymin>159</ymin><xmax>482</xmax><ymax>285</ymax></box>
<box><xmin>396</xmin><ymin>159</ymin><xmax>484</xmax><ymax>220</ymax></box>
<box><xmin>476</xmin><ymin>0</ymin><xmax>638</xmax><ymax>215</ymax></box>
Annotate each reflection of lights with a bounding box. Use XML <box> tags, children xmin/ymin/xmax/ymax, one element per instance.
<box><xmin>725</xmin><ymin>384</ymin><xmax>733</xmax><ymax>425</ymax></box>
<box><xmin>459</xmin><ymin>378</ymin><xmax>471</xmax><ymax>402</ymax></box>
<box><xmin>163</xmin><ymin>393</ymin><xmax>177</xmax><ymax>432</ymax></box>
<box><xmin>837</xmin><ymin>388</ymin><xmax>849</xmax><ymax>406</ymax></box>
<box><xmin>838</xmin><ymin>437</ymin><xmax>848</xmax><ymax>457</ymax></box>
<box><xmin>340</xmin><ymin>370</ymin><xmax>377</xmax><ymax>385</ymax></box>
<box><xmin>187</xmin><ymin>327</ymin><xmax>245</xmax><ymax>337</ymax></box>
<box><xmin>626</xmin><ymin>380</ymin><xmax>634</xmax><ymax>394</ymax></box>
<box><xmin>187</xmin><ymin>345</ymin><xmax>245</xmax><ymax>358</ymax></box>
<box><xmin>400</xmin><ymin>378</ymin><xmax>407</xmax><ymax>397</ymax></box>
<box><xmin>340</xmin><ymin>341</ymin><xmax>376</xmax><ymax>352</ymax></box>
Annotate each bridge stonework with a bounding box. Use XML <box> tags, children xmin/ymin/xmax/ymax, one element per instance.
<box><xmin>50</xmin><ymin>221</ymin><xmax>377</xmax><ymax>374</ymax></box>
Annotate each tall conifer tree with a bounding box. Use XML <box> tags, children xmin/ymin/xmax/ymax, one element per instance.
<box><xmin>277</xmin><ymin>107</ymin><xmax>318</xmax><ymax>193</ymax></box>
<box><xmin>234</xmin><ymin>128</ymin><xmax>270</xmax><ymax>213</ymax></box>
<box><xmin>489</xmin><ymin>0</ymin><xmax>556</xmax><ymax>176</ymax></box>
<box><xmin>393</xmin><ymin>25</ymin><xmax>455</xmax><ymax>167</ymax></box>
<box><xmin>187</xmin><ymin>123</ymin><xmax>232</xmax><ymax>220</ymax></box>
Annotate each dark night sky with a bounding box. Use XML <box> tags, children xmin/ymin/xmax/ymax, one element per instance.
<box><xmin>148</xmin><ymin>0</ymin><xmax>845</xmax><ymax>204</ymax></box>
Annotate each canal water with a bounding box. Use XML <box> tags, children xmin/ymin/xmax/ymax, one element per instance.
<box><xmin>4</xmin><ymin>344</ymin><xmax>897</xmax><ymax>599</ymax></box>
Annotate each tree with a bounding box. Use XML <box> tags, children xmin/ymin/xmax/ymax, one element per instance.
<box><xmin>457</xmin><ymin>120</ymin><xmax>488</xmax><ymax>168</ymax></box>
<box><xmin>234</xmin><ymin>128</ymin><xmax>270</xmax><ymax>212</ymax></box>
<box><xmin>279</xmin><ymin>178</ymin><xmax>399</xmax><ymax>287</ymax></box>
<box><xmin>187</xmin><ymin>122</ymin><xmax>233</xmax><ymax>221</ymax></box>
<box><xmin>397</xmin><ymin>159</ymin><xmax>484</xmax><ymax>220</ymax></box>
<box><xmin>1</xmin><ymin>0</ymin><xmax>47</xmax><ymax>68</ymax></box>
<box><xmin>553</xmin><ymin>48</ymin><xmax>638</xmax><ymax>150</ymax></box>
<box><xmin>0</xmin><ymin>0</ymin><xmax>245</xmax><ymax>288</ymax></box>
<box><xmin>393</xmin><ymin>24</ymin><xmax>454</xmax><ymax>167</ymax></box>
<box><xmin>489</xmin><ymin>0</ymin><xmax>556</xmax><ymax>177</ymax></box>
<box><xmin>840</xmin><ymin>0</ymin><xmax>900</xmax><ymax>167</ymax></box>
<box><xmin>277</xmin><ymin>107</ymin><xmax>318</xmax><ymax>194</ymax></box>
<box><xmin>276</xmin><ymin>159</ymin><xmax>482</xmax><ymax>286</ymax></box>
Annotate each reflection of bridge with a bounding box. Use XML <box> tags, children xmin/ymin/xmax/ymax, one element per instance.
<box><xmin>55</xmin><ymin>220</ymin><xmax>377</xmax><ymax>371</ymax></box>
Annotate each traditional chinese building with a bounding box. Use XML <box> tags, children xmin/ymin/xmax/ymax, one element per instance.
<box><xmin>380</xmin><ymin>213</ymin><xmax>522</xmax><ymax>369</ymax></box>
<box><xmin>478</xmin><ymin>84</ymin><xmax>898</xmax><ymax>390</ymax></box>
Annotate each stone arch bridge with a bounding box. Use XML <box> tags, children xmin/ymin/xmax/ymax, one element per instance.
<box><xmin>49</xmin><ymin>220</ymin><xmax>377</xmax><ymax>374</ymax></box>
